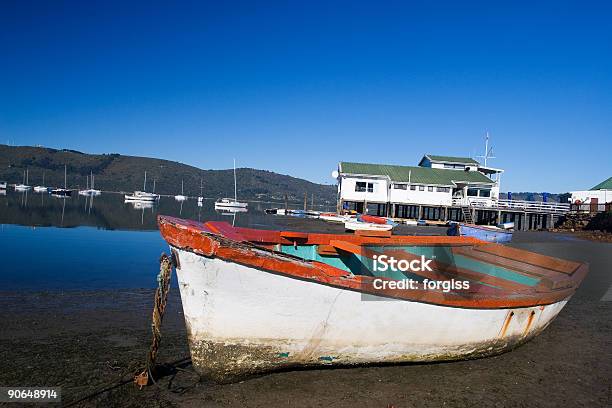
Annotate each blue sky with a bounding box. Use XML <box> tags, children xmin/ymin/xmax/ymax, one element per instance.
<box><xmin>1</xmin><ymin>1</ymin><xmax>610</xmax><ymax>192</ymax></box>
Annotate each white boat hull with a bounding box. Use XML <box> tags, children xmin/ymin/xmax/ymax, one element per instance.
<box><xmin>215</xmin><ymin>201</ymin><xmax>248</xmax><ymax>209</ymax></box>
<box><xmin>344</xmin><ymin>220</ymin><xmax>393</xmax><ymax>231</ymax></box>
<box><xmin>124</xmin><ymin>193</ymin><xmax>159</xmax><ymax>202</ymax></box>
<box><xmin>320</xmin><ymin>214</ymin><xmax>351</xmax><ymax>223</ymax></box>
<box><xmin>171</xmin><ymin>247</ymin><xmax>568</xmax><ymax>382</ymax></box>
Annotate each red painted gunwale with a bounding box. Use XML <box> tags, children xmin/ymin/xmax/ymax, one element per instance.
<box><xmin>158</xmin><ymin>216</ymin><xmax>588</xmax><ymax>309</ymax></box>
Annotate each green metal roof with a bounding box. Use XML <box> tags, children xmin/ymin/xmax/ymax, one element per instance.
<box><xmin>424</xmin><ymin>155</ymin><xmax>479</xmax><ymax>164</ymax></box>
<box><xmin>590</xmin><ymin>177</ymin><xmax>612</xmax><ymax>190</ymax></box>
<box><xmin>339</xmin><ymin>162</ymin><xmax>494</xmax><ymax>186</ymax></box>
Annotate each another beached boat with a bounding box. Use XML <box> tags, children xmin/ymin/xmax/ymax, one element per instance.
<box><xmin>319</xmin><ymin>212</ymin><xmax>350</xmax><ymax>223</ymax></box>
<box><xmin>158</xmin><ymin>216</ymin><xmax>587</xmax><ymax>383</ymax></box>
<box><xmin>345</xmin><ymin>220</ymin><xmax>394</xmax><ymax>232</ymax></box>
<box><xmin>448</xmin><ymin>223</ymin><xmax>513</xmax><ymax>243</ymax></box>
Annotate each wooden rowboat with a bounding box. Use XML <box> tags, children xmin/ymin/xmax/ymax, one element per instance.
<box><xmin>158</xmin><ymin>215</ymin><xmax>587</xmax><ymax>383</ymax></box>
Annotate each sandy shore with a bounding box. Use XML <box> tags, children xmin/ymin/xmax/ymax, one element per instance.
<box><xmin>1</xmin><ymin>223</ymin><xmax>610</xmax><ymax>407</ymax></box>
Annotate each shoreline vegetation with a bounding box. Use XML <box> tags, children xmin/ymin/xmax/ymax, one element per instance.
<box><xmin>0</xmin><ymin>145</ymin><xmax>337</xmax><ymax>205</ymax></box>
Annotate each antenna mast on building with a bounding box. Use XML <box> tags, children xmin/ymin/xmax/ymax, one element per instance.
<box><xmin>477</xmin><ymin>131</ymin><xmax>496</xmax><ymax>166</ymax></box>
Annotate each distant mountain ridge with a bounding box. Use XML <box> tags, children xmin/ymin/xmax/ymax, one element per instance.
<box><xmin>0</xmin><ymin>145</ymin><xmax>337</xmax><ymax>204</ymax></box>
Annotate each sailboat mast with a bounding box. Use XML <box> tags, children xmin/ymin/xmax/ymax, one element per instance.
<box><xmin>233</xmin><ymin>158</ymin><xmax>237</xmax><ymax>201</ymax></box>
<box><xmin>26</xmin><ymin>168</ymin><xmax>29</xmax><ymax>185</ymax></box>
<box><xmin>181</xmin><ymin>179</ymin><xmax>184</xmax><ymax>195</ymax></box>
<box><xmin>144</xmin><ymin>171</ymin><xmax>147</xmax><ymax>191</ymax></box>
<box><xmin>64</xmin><ymin>165</ymin><xmax>67</xmax><ymax>189</ymax></box>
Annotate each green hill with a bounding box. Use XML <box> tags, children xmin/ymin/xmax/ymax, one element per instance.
<box><xmin>0</xmin><ymin>145</ymin><xmax>337</xmax><ymax>204</ymax></box>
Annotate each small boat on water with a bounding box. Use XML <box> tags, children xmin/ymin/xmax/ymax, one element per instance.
<box><xmin>175</xmin><ymin>180</ymin><xmax>188</xmax><ymax>201</ymax></box>
<box><xmin>0</xmin><ymin>181</ymin><xmax>7</xmax><ymax>189</ymax></box>
<box><xmin>448</xmin><ymin>223</ymin><xmax>513</xmax><ymax>243</ymax></box>
<box><xmin>34</xmin><ymin>171</ymin><xmax>49</xmax><ymax>192</ymax></box>
<box><xmin>214</xmin><ymin>159</ymin><xmax>248</xmax><ymax>210</ymax></box>
<box><xmin>125</xmin><ymin>171</ymin><xmax>159</xmax><ymax>202</ymax></box>
<box><xmin>50</xmin><ymin>165</ymin><xmax>72</xmax><ymax>197</ymax></box>
<box><xmin>79</xmin><ymin>172</ymin><xmax>101</xmax><ymax>196</ymax></box>
<box><xmin>197</xmin><ymin>177</ymin><xmax>204</xmax><ymax>204</ymax></box>
<box><xmin>158</xmin><ymin>216</ymin><xmax>588</xmax><ymax>383</ymax></box>
<box><xmin>15</xmin><ymin>169</ymin><xmax>31</xmax><ymax>191</ymax></box>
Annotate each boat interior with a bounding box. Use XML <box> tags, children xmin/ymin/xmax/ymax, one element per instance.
<box><xmin>159</xmin><ymin>216</ymin><xmax>588</xmax><ymax>308</ymax></box>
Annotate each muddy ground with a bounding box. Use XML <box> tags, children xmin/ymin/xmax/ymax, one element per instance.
<box><xmin>0</xmin><ymin>221</ymin><xmax>611</xmax><ymax>407</ymax></box>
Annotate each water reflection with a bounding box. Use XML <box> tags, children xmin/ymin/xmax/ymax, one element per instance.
<box><xmin>0</xmin><ymin>189</ymin><xmax>332</xmax><ymax>231</ymax></box>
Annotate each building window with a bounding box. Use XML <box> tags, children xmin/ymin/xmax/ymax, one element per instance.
<box><xmin>479</xmin><ymin>189</ymin><xmax>491</xmax><ymax>197</ymax></box>
<box><xmin>444</xmin><ymin>163</ymin><xmax>465</xmax><ymax>170</ymax></box>
<box><xmin>467</xmin><ymin>188</ymin><xmax>479</xmax><ymax>197</ymax></box>
<box><xmin>419</xmin><ymin>185</ymin><xmax>425</xmax><ymax>191</ymax></box>
<box><xmin>394</xmin><ymin>184</ymin><xmax>408</xmax><ymax>190</ymax></box>
<box><xmin>357</xmin><ymin>182</ymin><xmax>374</xmax><ymax>192</ymax></box>
<box><xmin>428</xmin><ymin>186</ymin><xmax>434</xmax><ymax>192</ymax></box>
<box><xmin>437</xmin><ymin>187</ymin><xmax>450</xmax><ymax>193</ymax></box>
<box><xmin>410</xmin><ymin>185</ymin><xmax>416</xmax><ymax>191</ymax></box>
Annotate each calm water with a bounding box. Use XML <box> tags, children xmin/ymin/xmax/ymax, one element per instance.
<box><xmin>0</xmin><ymin>189</ymin><xmax>328</xmax><ymax>291</ymax></box>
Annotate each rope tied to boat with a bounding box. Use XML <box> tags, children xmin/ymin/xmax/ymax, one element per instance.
<box><xmin>134</xmin><ymin>252</ymin><xmax>174</xmax><ymax>388</ymax></box>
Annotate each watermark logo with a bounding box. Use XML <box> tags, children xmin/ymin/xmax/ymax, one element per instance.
<box><xmin>367</xmin><ymin>254</ymin><xmax>470</xmax><ymax>295</ymax></box>
<box><xmin>373</xmin><ymin>254</ymin><xmax>433</xmax><ymax>272</ymax></box>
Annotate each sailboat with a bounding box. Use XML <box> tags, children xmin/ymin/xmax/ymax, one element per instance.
<box><xmin>197</xmin><ymin>177</ymin><xmax>204</xmax><ymax>207</ymax></box>
<box><xmin>174</xmin><ymin>179</ymin><xmax>187</xmax><ymax>201</ymax></box>
<box><xmin>124</xmin><ymin>171</ymin><xmax>160</xmax><ymax>202</ymax></box>
<box><xmin>34</xmin><ymin>171</ymin><xmax>49</xmax><ymax>192</ymax></box>
<box><xmin>15</xmin><ymin>169</ymin><xmax>32</xmax><ymax>191</ymax></box>
<box><xmin>215</xmin><ymin>159</ymin><xmax>248</xmax><ymax>210</ymax></box>
<box><xmin>79</xmin><ymin>171</ymin><xmax>102</xmax><ymax>196</ymax></box>
<box><xmin>51</xmin><ymin>165</ymin><xmax>72</xmax><ymax>197</ymax></box>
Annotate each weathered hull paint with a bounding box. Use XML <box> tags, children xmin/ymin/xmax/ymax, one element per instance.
<box><xmin>172</xmin><ymin>247</ymin><xmax>568</xmax><ymax>383</ymax></box>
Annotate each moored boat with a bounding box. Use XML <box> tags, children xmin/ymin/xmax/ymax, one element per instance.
<box><xmin>0</xmin><ymin>181</ymin><xmax>7</xmax><ymax>189</ymax></box>
<box><xmin>174</xmin><ymin>180</ymin><xmax>188</xmax><ymax>201</ymax></box>
<box><xmin>215</xmin><ymin>159</ymin><xmax>248</xmax><ymax>210</ymax></box>
<box><xmin>125</xmin><ymin>171</ymin><xmax>159</xmax><ymax>202</ymax></box>
<box><xmin>158</xmin><ymin>216</ymin><xmax>587</xmax><ymax>383</ymax></box>
<box><xmin>448</xmin><ymin>223</ymin><xmax>513</xmax><ymax>243</ymax></box>
<box><xmin>15</xmin><ymin>169</ymin><xmax>31</xmax><ymax>191</ymax></box>
<box><xmin>51</xmin><ymin>165</ymin><xmax>73</xmax><ymax>197</ymax></box>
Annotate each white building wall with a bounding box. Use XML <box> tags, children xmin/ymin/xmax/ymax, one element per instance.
<box><xmin>570</xmin><ymin>190</ymin><xmax>612</xmax><ymax>204</ymax></box>
<box><xmin>339</xmin><ymin>176</ymin><xmax>389</xmax><ymax>203</ymax></box>
<box><xmin>389</xmin><ymin>186</ymin><xmax>453</xmax><ymax>206</ymax></box>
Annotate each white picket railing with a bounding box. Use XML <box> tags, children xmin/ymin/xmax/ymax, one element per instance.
<box><xmin>452</xmin><ymin>197</ymin><xmax>570</xmax><ymax>214</ymax></box>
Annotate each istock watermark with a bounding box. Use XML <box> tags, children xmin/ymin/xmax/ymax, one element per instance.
<box><xmin>364</xmin><ymin>254</ymin><xmax>471</xmax><ymax>297</ymax></box>
<box><xmin>372</xmin><ymin>254</ymin><xmax>433</xmax><ymax>272</ymax></box>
